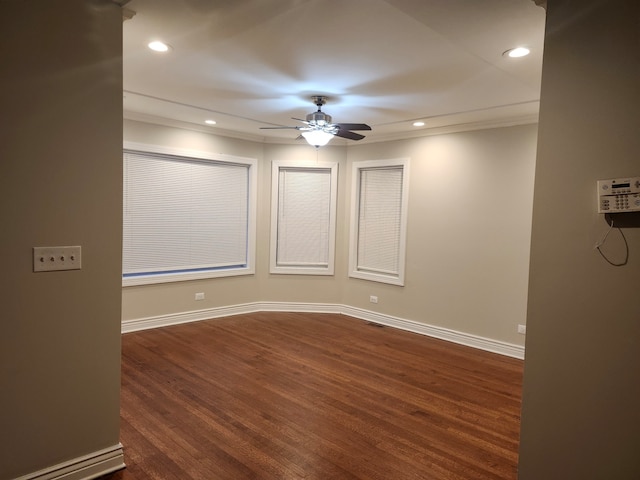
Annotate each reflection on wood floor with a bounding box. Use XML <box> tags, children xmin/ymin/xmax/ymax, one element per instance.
<box><xmin>104</xmin><ymin>312</ymin><xmax>523</xmax><ymax>480</ymax></box>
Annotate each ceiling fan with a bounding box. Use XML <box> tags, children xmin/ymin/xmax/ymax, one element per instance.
<box><xmin>260</xmin><ymin>96</ymin><xmax>371</xmax><ymax>147</ymax></box>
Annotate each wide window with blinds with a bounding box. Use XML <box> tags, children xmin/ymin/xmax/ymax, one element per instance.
<box><xmin>123</xmin><ymin>144</ymin><xmax>257</xmax><ymax>286</ymax></box>
<box><xmin>270</xmin><ymin>161</ymin><xmax>338</xmax><ymax>275</ymax></box>
<box><xmin>349</xmin><ymin>158</ymin><xmax>410</xmax><ymax>286</ymax></box>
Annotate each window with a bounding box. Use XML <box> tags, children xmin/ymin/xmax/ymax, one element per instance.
<box><xmin>270</xmin><ymin>161</ymin><xmax>338</xmax><ymax>275</ymax></box>
<box><xmin>349</xmin><ymin>158</ymin><xmax>410</xmax><ymax>286</ymax></box>
<box><xmin>122</xmin><ymin>143</ymin><xmax>256</xmax><ymax>286</ymax></box>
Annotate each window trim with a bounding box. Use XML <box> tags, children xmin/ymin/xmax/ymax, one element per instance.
<box><xmin>269</xmin><ymin>160</ymin><xmax>338</xmax><ymax>275</ymax></box>
<box><xmin>348</xmin><ymin>158</ymin><xmax>410</xmax><ymax>286</ymax></box>
<box><xmin>122</xmin><ymin>141</ymin><xmax>257</xmax><ymax>287</ymax></box>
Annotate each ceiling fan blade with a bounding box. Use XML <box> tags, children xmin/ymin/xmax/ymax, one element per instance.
<box><xmin>334</xmin><ymin>130</ymin><xmax>365</xmax><ymax>141</ymax></box>
<box><xmin>292</xmin><ymin>117</ymin><xmax>310</xmax><ymax>124</ymax></box>
<box><xmin>334</xmin><ymin>123</ymin><xmax>371</xmax><ymax>131</ymax></box>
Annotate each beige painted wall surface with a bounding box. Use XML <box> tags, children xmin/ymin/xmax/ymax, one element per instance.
<box><xmin>344</xmin><ymin>125</ymin><xmax>537</xmax><ymax>345</ymax></box>
<box><xmin>122</xmin><ymin>121</ymin><xmax>536</xmax><ymax>348</ymax></box>
<box><xmin>0</xmin><ymin>1</ymin><xmax>123</xmax><ymax>478</ymax></box>
<box><xmin>518</xmin><ymin>0</ymin><xmax>640</xmax><ymax>478</ymax></box>
<box><xmin>121</xmin><ymin>126</ymin><xmax>350</xmax><ymax>318</ymax></box>
<box><xmin>121</xmin><ymin>120</ymin><xmax>265</xmax><ymax>320</ymax></box>
<box><xmin>259</xmin><ymin>144</ymin><xmax>348</xmax><ymax>303</ymax></box>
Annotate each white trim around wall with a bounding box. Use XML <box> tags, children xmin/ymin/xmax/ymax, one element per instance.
<box><xmin>122</xmin><ymin>303</ymin><xmax>525</xmax><ymax>360</ymax></box>
<box><xmin>14</xmin><ymin>444</ymin><xmax>124</xmax><ymax>480</ymax></box>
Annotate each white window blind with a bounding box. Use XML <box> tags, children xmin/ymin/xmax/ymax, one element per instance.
<box><xmin>270</xmin><ymin>162</ymin><xmax>338</xmax><ymax>275</ymax></box>
<box><xmin>349</xmin><ymin>159</ymin><xmax>409</xmax><ymax>286</ymax></box>
<box><xmin>123</xmin><ymin>148</ymin><xmax>254</xmax><ymax>285</ymax></box>
<box><xmin>357</xmin><ymin>167</ymin><xmax>403</xmax><ymax>274</ymax></box>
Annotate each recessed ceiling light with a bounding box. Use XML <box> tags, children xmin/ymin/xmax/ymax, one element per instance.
<box><xmin>148</xmin><ymin>41</ymin><xmax>171</xmax><ymax>52</ymax></box>
<box><xmin>205</xmin><ymin>119</ymin><xmax>217</xmax><ymax>125</ymax></box>
<box><xmin>504</xmin><ymin>47</ymin><xmax>530</xmax><ymax>58</ymax></box>
<box><xmin>413</xmin><ymin>121</ymin><xmax>425</xmax><ymax>127</ymax></box>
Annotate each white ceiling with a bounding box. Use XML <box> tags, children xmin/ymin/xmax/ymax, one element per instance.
<box><xmin>122</xmin><ymin>0</ymin><xmax>545</xmax><ymax>145</ymax></box>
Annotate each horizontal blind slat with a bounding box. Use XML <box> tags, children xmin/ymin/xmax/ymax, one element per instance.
<box><xmin>357</xmin><ymin>167</ymin><xmax>403</xmax><ymax>275</ymax></box>
<box><xmin>123</xmin><ymin>151</ymin><xmax>249</xmax><ymax>275</ymax></box>
<box><xmin>276</xmin><ymin>168</ymin><xmax>332</xmax><ymax>266</ymax></box>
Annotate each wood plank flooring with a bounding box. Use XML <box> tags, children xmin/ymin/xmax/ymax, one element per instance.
<box><xmin>103</xmin><ymin>312</ymin><xmax>523</xmax><ymax>479</ymax></box>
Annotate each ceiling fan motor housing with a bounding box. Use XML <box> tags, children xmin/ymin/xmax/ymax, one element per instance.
<box><xmin>306</xmin><ymin>110</ymin><xmax>332</xmax><ymax>126</ymax></box>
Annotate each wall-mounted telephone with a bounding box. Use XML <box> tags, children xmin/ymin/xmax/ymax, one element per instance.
<box><xmin>597</xmin><ymin>177</ymin><xmax>640</xmax><ymax>213</ymax></box>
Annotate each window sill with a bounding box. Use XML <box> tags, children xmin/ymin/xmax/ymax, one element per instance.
<box><xmin>122</xmin><ymin>267</ymin><xmax>255</xmax><ymax>286</ymax></box>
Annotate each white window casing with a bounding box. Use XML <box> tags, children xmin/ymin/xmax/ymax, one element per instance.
<box><xmin>270</xmin><ymin>160</ymin><xmax>338</xmax><ymax>275</ymax></box>
<box><xmin>349</xmin><ymin>158</ymin><xmax>410</xmax><ymax>286</ymax></box>
<box><xmin>122</xmin><ymin>142</ymin><xmax>257</xmax><ymax>286</ymax></box>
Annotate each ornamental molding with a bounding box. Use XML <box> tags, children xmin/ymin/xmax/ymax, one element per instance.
<box><xmin>110</xmin><ymin>0</ymin><xmax>135</xmax><ymax>21</ymax></box>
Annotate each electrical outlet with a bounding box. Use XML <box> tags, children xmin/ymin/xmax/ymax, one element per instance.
<box><xmin>33</xmin><ymin>246</ymin><xmax>82</xmax><ymax>272</ymax></box>
<box><xmin>369</xmin><ymin>295</ymin><xmax>378</xmax><ymax>304</ymax></box>
<box><xmin>517</xmin><ymin>324</ymin><xmax>527</xmax><ymax>335</ymax></box>
<box><xmin>195</xmin><ymin>292</ymin><xmax>205</xmax><ymax>301</ymax></box>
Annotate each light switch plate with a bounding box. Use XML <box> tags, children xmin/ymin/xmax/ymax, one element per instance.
<box><xmin>33</xmin><ymin>246</ymin><xmax>82</xmax><ymax>272</ymax></box>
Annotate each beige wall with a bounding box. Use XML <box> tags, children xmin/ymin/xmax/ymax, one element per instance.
<box><xmin>121</xmin><ymin>120</ymin><xmax>265</xmax><ymax>319</ymax></box>
<box><xmin>0</xmin><ymin>1</ymin><xmax>123</xmax><ymax>478</ymax></box>
<box><xmin>344</xmin><ymin>128</ymin><xmax>536</xmax><ymax>344</ymax></box>
<box><xmin>259</xmin><ymin>143</ymin><xmax>349</xmax><ymax>304</ymax></box>
<box><xmin>123</xmin><ymin>120</ymin><xmax>537</xmax><ymax>348</ymax></box>
<box><xmin>122</xmin><ymin>121</ymin><xmax>349</xmax><ymax>317</ymax></box>
<box><xmin>518</xmin><ymin>0</ymin><xmax>640</xmax><ymax>478</ymax></box>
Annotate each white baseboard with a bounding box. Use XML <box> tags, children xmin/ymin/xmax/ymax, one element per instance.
<box><xmin>14</xmin><ymin>444</ymin><xmax>124</xmax><ymax>480</ymax></box>
<box><xmin>121</xmin><ymin>302</ymin><xmax>264</xmax><ymax>332</ymax></box>
<box><xmin>122</xmin><ymin>302</ymin><xmax>524</xmax><ymax>359</ymax></box>
<box><xmin>341</xmin><ymin>305</ymin><xmax>525</xmax><ymax>359</ymax></box>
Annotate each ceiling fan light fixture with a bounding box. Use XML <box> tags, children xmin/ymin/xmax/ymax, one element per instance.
<box><xmin>301</xmin><ymin>129</ymin><xmax>334</xmax><ymax>147</ymax></box>
<box><xmin>259</xmin><ymin>96</ymin><xmax>370</xmax><ymax>144</ymax></box>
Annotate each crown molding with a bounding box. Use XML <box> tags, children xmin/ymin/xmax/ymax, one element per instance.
<box><xmin>353</xmin><ymin>113</ymin><xmax>539</xmax><ymax>145</ymax></box>
<box><xmin>121</xmin><ymin>8</ymin><xmax>136</xmax><ymax>21</ymax></box>
<box><xmin>111</xmin><ymin>0</ymin><xmax>135</xmax><ymax>21</ymax></box>
<box><xmin>123</xmin><ymin>111</ymin><xmax>266</xmax><ymax>143</ymax></box>
<box><xmin>124</xmin><ymin>109</ymin><xmax>539</xmax><ymax>147</ymax></box>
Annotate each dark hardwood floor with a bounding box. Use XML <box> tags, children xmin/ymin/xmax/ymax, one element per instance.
<box><xmin>104</xmin><ymin>312</ymin><xmax>523</xmax><ymax>479</ymax></box>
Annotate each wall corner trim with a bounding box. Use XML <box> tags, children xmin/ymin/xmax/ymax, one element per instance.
<box><xmin>13</xmin><ymin>444</ymin><xmax>124</xmax><ymax>480</ymax></box>
<box><xmin>122</xmin><ymin>302</ymin><xmax>525</xmax><ymax>360</ymax></box>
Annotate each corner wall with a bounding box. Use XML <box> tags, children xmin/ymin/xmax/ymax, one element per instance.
<box><xmin>518</xmin><ymin>0</ymin><xmax>640</xmax><ymax>477</ymax></box>
<box><xmin>344</xmin><ymin>126</ymin><xmax>536</xmax><ymax>346</ymax></box>
<box><xmin>0</xmin><ymin>1</ymin><xmax>123</xmax><ymax>478</ymax></box>
<box><xmin>121</xmin><ymin>120</ymin><xmax>266</xmax><ymax>320</ymax></box>
<box><xmin>122</xmin><ymin>120</ymin><xmax>537</xmax><ymax>351</ymax></box>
